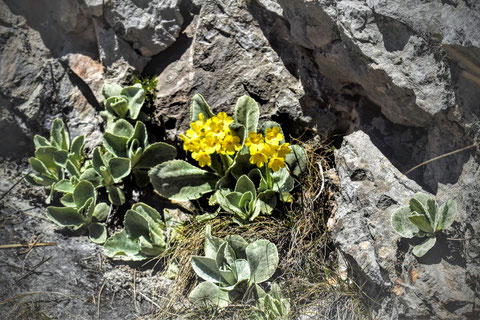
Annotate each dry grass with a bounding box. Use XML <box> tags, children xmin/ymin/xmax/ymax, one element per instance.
<box><xmin>150</xmin><ymin>138</ymin><xmax>372</xmax><ymax>319</ymax></box>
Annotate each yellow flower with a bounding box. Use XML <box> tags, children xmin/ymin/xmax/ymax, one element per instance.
<box><xmin>249</xmin><ymin>143</ymin><xmax>270</xmax><ymax>168</ymax></box>
<box><xmin>245</xmin><ymin>132</ymin><xmax>264</xmax><ymax>147</ymax></box>
<box><xmin>268</xmin><ymin>157</ymin><xmax>286</xmax><ymax>172</ymax></box>
<box><xmin>265</xmin><ymin>127</ymin><xmax>283</xmax><ymax>146</ymax></box>
<box><xmin>220</xmin><ymin>134</ymin><xmax>241</xmax><ymax>155</ymax></box>
<box><xmin>192</xmin><ymin>151</ymin><xmax>211</xmax><ymax>167</ymax></box>
<box><xmin>250</xmin><ymin>152</ymin><xmax>268</xmax><ymax>168</ymax></box>
<box><xmin>201</xmin><ymin>132</ymin><xmax>221</xmax><ymax>154</ymax></box>
<box><xmin>276</xmin><ymin>143</ymin><xmax>291</xmax><ymax>158</ymax></box>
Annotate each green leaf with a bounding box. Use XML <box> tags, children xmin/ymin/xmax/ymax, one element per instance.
<box><xmin>106</xmin><ymin>96</ymin><xmax>128</xmax><ymax>118</ymax></box>
<box><xmin>29</xmin><ymin>157</ymin><xmax>50</xmax><ymax>175</ymax></box>
<box><xmin>92</xmin><ymin>147</ymin><xmax>105</xmax><ymax>174</ymax></box>
<box><xmin>111</xmin><ymin>119</ymin><xmax>134</xmax><ymax>138</ymax></box>
<box><xmin>65</xmin><ymin>159</ymin><xmax>80</xmax><ymax>178</ymax></box>
<box><xmin>409</xmin><ymin>213</ymin><xmax>434</xmax><ymax>233</ymax></box>
<box><xmin>34</xmin><ymin>146</ymin><xmax>57</xmax><ymax>170</ymax></box>
<box><xmin>34</xmin><ymin>135</ymin><xmax>50</xmax><ymax>149</ymax></box>
<box><xmin>409</xmin><ymin>198</ymin><xmax>427</xmax><ymax>217</ymax></box>
<box><xmin>108</xmin><ymin>157</ymin><xmax>131</xmax><ymax>182</ymax></box>
<box><xmin>102</xmin><ymin>83</ymin><xmax>123</xmax><ymax>99</ymax></box>
<box><xmin>234</xmin><ymin>95</ymin><xmax>259</xmax><ymax>134</ymax></box>
<box><xmin>124</xmin><ymin>209</ymin><xmax>150</xmax><ymax>239</ymax></box>
<box><xmin>128</xmin><ymin>121</ymin><xmax>148</xmax><ymax>149</ymax></box>
<box><xmin>191</xmin><ymin>256</ymin><xmax>221</xmax><ymax>283</ymax></box>
<box><xmin>107</xmin><ymin>185</ymin><xmax>125</xmax><ymax>205</ymax></box>
<box><xmin>412</xmin><ymin>236</ymin><xmax>437</xmax><ymax>257</ymax></box>
<box><xmin>135</xmin><ymin>142</ymin><xmax>177</xmax><ymax>169</ymax></box>
<box><xmin>50</xmin><ymin>119</ymin><xmax>69</xmax><ymax>151</ymax></box>
<box><xmin>246</xmin><ymin>240</ymin><xmax>279</xmax><ymax>284</ymax></box>
<box><xmin>73</xmin><ymin>180</ymin><xmax>96</xmax><ymax>208</ymax></box>
<box><xmin>436</xmin><ymin>200</ymin><xmax>457</xmax><ymax>231</ymax></box>
<box><xmin>54</xmin><ymin>179</ymin><xmax>75</xmax><ymax>193</ymax></box>
<box><xmin>46</xmin><ymin>206</ymin><xmax>85</xmax><ymax>227</ymax></box>
<box><xmin>60</xmin><ymin>193</ymin><xmax>76</xmax><ymax>207</ymax></box>
<box><xmin>216</xmin><ymin>190</ymin><xmax>246</xmax><ymax>218</ymax></box>
<box><xmin>391</xmin><ymin>206</ymin><xmax>419</xmax><ymax>238</ymax></box>
<box><xmin>231</xmin><ymin>259</ymin><xmax>250</xmax><ymax>283</ymax></box>
<box><xmin>93</xmin><ymin>202</ymin><xmax>110</xmax><ymax>222</ymax></box>
<box><xmin>104</xmin><ymin>230</ymin><xmax>143</xmax><ymax>260</ymax></box>
<box><xmin>230</xmin><ymin>154</ymin><xmax>255</xmax><ymax>180</ymax></box>
<box><xmin>138</xmin><ymin>236</ymin><xmax>165</xmax><ymax>256</ymax></box>
<box><xmin>413</xmin><ymin>193</ymin><xmax>433</xmax><ymax>208</ymax></box>
<box><xmin>24</xmin><ymin>173</ymin><xmax>45</xmax><ymax>187</ymax></box>
<box><xmin>205</xmin><ymin>225</ymin><xmax>224</xmax><ymax>259</ymax></box>
<box><xmin>53</xmin><ymin>150</ymin><xmax>69</xmax><ymax>167</ymax></box>
<box><xmin>216</xmin><ymin>242</ymin><xmax>236</xmax><ymax>270</ymax></box>
<box><xmin>257</xmin><ymin>191</ymin><xmax>277</xmax><ymax>215</ymax></box>
<box><xmin>426</xmin><ymin>198</ymin><xmax>438</xmax><ymax>229</ymax></box>
<box><xmin>225</xmin><ymin>235</ymin><xmax>248</xmax><ymax>260</ymax></box>
<box><xmin>235</xmin><ymin>175</ymin><xmax>257</xmax><ymax>198</ymax></box>
<box><xmin>285</xmin><ymin>144</ymin><xmax>307</xmax><ymax>176</ymax></box>
<box><xmin>189</xmin><ymin>281</ymin><xmax>230</xmax><ymax>308</ymax></box>
<box><xmin>70</xmin><ymin>135</ymin><xmax>85</xmax><ymax>162</ymax></box>
<box><xmin>149</xmin><ymin>160</ymin><xmax>218</xmax><ymax>201</ymax></box>
<box><xmin>190</xmin><ymin>94</ymin><xmax>214</xmax><ymax>122</ymax></box>
<box><xmin>103</xmin><ymin>132</ymin><xmax>128</xmax><ymax>157</ymax></box>
<box><xmin>271</xmin><ymin>168</ymin><xmax>294</xmax><ymax>193</ymax></box>
<box><xmin>79</xmin><ymin>168</ymin><xmax>102</xmax><ymax>187</ymax></box>
<box><xmin>121</xmin><ymin>85</ymin><xmax>145</xmax><ymax>119</ymax></box>
<box><xmin>88</xmin><ymin>223</ymin><xmax>107</xmax><ymax>244</ymax></box>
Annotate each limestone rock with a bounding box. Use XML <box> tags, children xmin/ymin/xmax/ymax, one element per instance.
<box><xmin>334</xmin><ymin>131</ymin><xmax>479</xmax><ymax>319</ymax></box>
<box><xmin>103</xmin><ymin>0</ymin><xmax>184</xmax><ymax>57</ymax></box>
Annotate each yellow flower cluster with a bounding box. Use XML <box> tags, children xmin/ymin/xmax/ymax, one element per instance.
<box><xmin>180</xmin><ymin>113</ymin><xmax>242</xmax><ymax>167</ymax></box>
<box><xmin>245</xmin><ymin>127</ymin><xmax>291</xmax><ymax>172</ymax></box>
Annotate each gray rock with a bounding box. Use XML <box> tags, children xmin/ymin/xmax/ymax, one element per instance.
<box><xmin>333</xmin><ymin>130</ymin><xmax>479</xmax><ymax>319</ymax></box>
<box><xmin>153</xmin><ymin>0</ymin><xmax>329</xmax><ymax>143</ymax></box>
<box><xmin>104</xmin><ymin>0</ymin><xmax>184</xmax><ymax>57</ymax></box>
<box><xmin>277</xmin><ymin>0</ymin><xmax>480</xmax><ymax>193</ymax></box>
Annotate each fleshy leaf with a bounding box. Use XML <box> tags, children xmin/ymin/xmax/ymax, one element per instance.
<box><xmin>190</xmin><ymin>94</ymin><xmax>214</xmax><ymax>122</ymax></box>
<box><xmin>391</xmin><ymin>206</ymin><xmax>419</xmax><ymax>238</ymax></box>
<box><xmin>436</xmin><ymin>200</ymin><xmax>457</xmax><ymax>231</ymax></box>
<box><xmin>412</xmin><ymin>236</ymin><xmax>437</xmax><ymax>257</ymax></box>
<box><xmin>189</xmin><ymin>281</ymin><xmax>230</xmax><ymax>308</ymax></box>
<box><xmin>409</xmin><ymin>213</ymin><xmax>434</xmax><ymax>233</ymax></box>
<box><xmin>191</xmin><ymin>256</ymin><xmax>221</xmax><ymax>283</ymax></box>
<box><xmin>134</xmin><ymin>142</ymin><xmax>177</xmax><ymax>169</ymax></box>
<box><xmin>235</xmin><ymin>175</ymin><xmax>256</xmax><ymax>198</ymax></box>
<box><xmin>73</xmin><ymin>181</ymin><xmax>96</xmax><ymax>208</ymax></box>
<box><xmin>104</xmin><ymin>230</ymin><xmax>143</xmax><ymax>260</ymax></box>
<box><xmin>149</xmin><ymin>160</ymin><xmax>218</xmax><ymax>201</ymax></box>
<box><xmin>93</xmin><ymin>202</ymin><xmax>110</xmax><ymax>222</ymax></box>
<box><xmin>88</xmin><ymin>223</ymin><xmax>107</xmax><ymax>244</ymax></box>
<box><xmin>102</xmin><ymin>83</ymin><xmax>123</xmax><ymax>99</ymax></box>
<box><xmin>121</xmin><ymin>85</ymin><xmax>145</xmax><ymax>119</ymax></box>
<box><xmin>246</xmin><ymin>239</ymin><xmax>279</xmax><ymax>284</ymax></box>
<box><xmin>108</xmin><ymin>157</ymin><xmax>131</xmax><ymax>182</ymax></box>
<box><xmin>107</xmin><ymin>185</ymin><xmax>125</xmax><ymax>205</ymax></box>
<box><xmin>234</xmin><ymin>95</ymin><xmax>259</xmax><ymax>134</ymax></box>
<box><xmin>46</xmin><ymin>206</ymin><xmax>85</xmax><ymax>227</ymax></box>
<box><xmin>285</xmin><ymin>144</ymin><xmax>307</xmax><ymax>176</ymax></box>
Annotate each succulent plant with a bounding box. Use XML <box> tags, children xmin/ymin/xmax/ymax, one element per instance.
<box><xmin>46</xmin><ymin>180</ymin><xmax>110</xmax><ymax>244</ymax></box>
<box><xmin>91</xmin><ymin>146</ymin><xmax>131</xmax><ymax>205</ymax></box>
<box><xmin>25</xmin><ymin>119</ymin><xmax>88</xmax><ymax>203</ymax></box>
<box><xmin>189</xmin><ymin>226</ymin><xmax>279</xmax><ymax>308</ymax></box>
<box><xmin>251</xmin><ymin>283</ymin><xmax>290</xmax><ymax>320</ymax></box>
<box><xmin>214</xmin><ymin>175</ymin><xmax>277</xmax><ymax>225</ymax></box>
<box><xmin>101</xmin><ymin>83</ymin><xmax>147</xmax><ymax>130</ymax></box>
<box><xmin>149</xmin><ymin>94</ymin><xmax>307</xmax><ymax>222</ymax></box>
<box><xmin>104</xmin><ymin>203</ymin><xmax>177</xmax><ymax>260</ymax></box>
<box><xmin>391</xmin><ymin>193</ymin><xmax>457</xmax><ymax>257</ymax></box>
<box><xmin>103</xmin><ymin>119</ymin><xmax>177</xmax><ymax>188</ymax></box>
